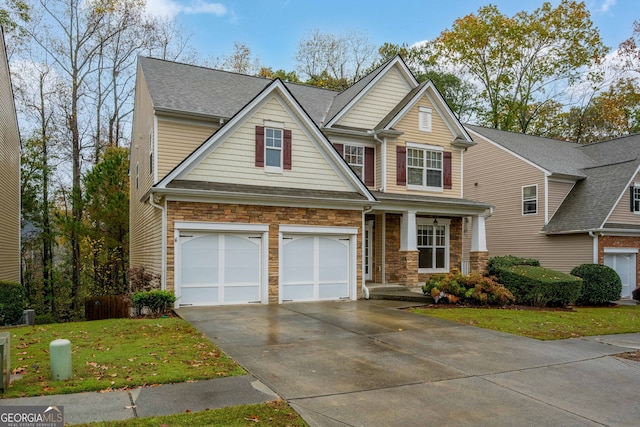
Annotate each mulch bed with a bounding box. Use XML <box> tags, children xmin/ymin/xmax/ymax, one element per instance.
<box><xmin>616</xmin><ymin>351</ymin><xmax>640</xmax><ymax>362</ymax></box>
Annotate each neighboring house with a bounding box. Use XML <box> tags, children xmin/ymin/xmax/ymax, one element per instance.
<box><xmin>464</xmin><ymin>125</ymin><xmax>640</xmax><ymax>299</ymax></box>
<box><xmin>130</xmin><ymin>55</ymin><xmax>492</xmax><ymax>307</ymax></box>
<box><xmin>0</xmin><ymin>27</ymin><xmax>21</xmax><ymax>283</ymax></box>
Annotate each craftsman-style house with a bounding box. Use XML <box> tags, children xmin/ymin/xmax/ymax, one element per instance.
<box><xmin>130</xmin><ymin>56</ymin><xmax>492</xmax><ymax>306</ymax></box>
<box><xmin>464</xmin><ymin>125</ymin><xmax>640</xmax><ymax>299</ymax></box>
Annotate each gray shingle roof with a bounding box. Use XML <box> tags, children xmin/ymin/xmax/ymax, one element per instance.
<box><xmin>465</xmin><ymin>124</ymin><xmax>593</xmax><ymax>178</ymax></box>
<box><xmin>370</xmin><ymin>191</ymin><xmax>493</xmax><ymax>210</ymax></box>
<box><xmin>138</xmin><ymin>56</ymin><xmax>338</xmax><ymax>126</ymax></box>
<box><xmin>466</xmin><ymin>125</ymin><xmax>640</xmax><ymax>233</ymax></box>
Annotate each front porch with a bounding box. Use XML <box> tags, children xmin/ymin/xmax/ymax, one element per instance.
<box><xmin>365</xmin><ymin>191</ymin><xmax>493</xmax><ymax>288</ymax></box>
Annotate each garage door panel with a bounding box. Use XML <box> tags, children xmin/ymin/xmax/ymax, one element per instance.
<box><xmin>224</xmin><ymin>235</ymin><xmax>260</xmax><ymax>283</ymax></box>
<box><xmin>282</xmin><ymin>235</ymin><xmax>351</xmax><ymax>302</ymax></box>
<box><xmin>318</xmin><ymin>238</ymin><xmax>348</xmax><ymax>282</ymax></box>
<box><xmin>178</xmin><ymin>232</ymin><xmax>262</xmax><ymax>306</ymax></box>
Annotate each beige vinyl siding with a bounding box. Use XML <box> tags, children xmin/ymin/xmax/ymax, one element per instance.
<box><xmin>607</xmin><ymin>171</ymin><xmax>640</xmax><ymax>225</ymax></box>
<box><xmin>0</xmin><ymin>33</ymin><xmax>20</xmax><ymax>282</ymax></box>
<box><xmin>186</xmin><ymin>96</ymin><xmax>351</xmax><ymax>192</ymax></box>
<box><xmin>157</xmin><ymin>119</ymin><xmax>218</xmax><ymax>178</ymax></box>
<box><xmin>385</xmin><ymin>97</ymin><xmax>461</xmax><ymax>198</ymax></box>
<box><xmin>129</xmin><ymin>67</ymin><xmax>163</xmax><ymax>276</ymax></box>
<box><xmin>464</xmin><ymin>133</ymin><xmax>552</xmax><ymax>262</ymax></box>
<box><xmin>547</xmin><ymin>179</ymin><xmax>575</xmax><ymax>220</ymax></box>
<box><xmin>338</xmin><ymin>67</ymin><xmax>411</xmax><ymax>129</ymax></box>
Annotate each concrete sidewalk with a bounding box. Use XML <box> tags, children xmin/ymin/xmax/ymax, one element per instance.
<box><xmin>0</xmin><ymin>375</ymin><xmax>279</xmax><ymax>425</ymax></box>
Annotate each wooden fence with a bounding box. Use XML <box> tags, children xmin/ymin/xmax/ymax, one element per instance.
<box><xmin>85</xmin><ymin>295</ymin><xmax>130</xmax><ymax>320</ymax></box>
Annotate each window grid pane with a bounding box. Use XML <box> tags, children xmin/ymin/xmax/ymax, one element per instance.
<box><xmin>265</xmin><ymin>128</ymin><xmax>282</xmax><ymax>148</ymax></box>
<box><xmin>407</xmin><ymin>148</ymin><xmax>442</xmax><ymax>188</ymax></box>
<box><xmin>345</xmin><ymin>145</ymin><xmax>364</xmax><ymax>180</ymax></box>
<box><xmin>522</xmin><ymin>185</ymin><xmax>537</xmax><ymax>214</ymax></box>
<box><xmin>265</xmin><ymin>128</ymin><xmax>282</xmax><ymax>167</ymax></box>
<box><xmin>634</xmin><ymin>187</ymin><xmax>640</xmax><ymax>212</ymax></box>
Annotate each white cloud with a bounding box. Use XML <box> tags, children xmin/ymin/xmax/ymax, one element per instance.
<box><xmin>598</xmin><ymin>0</ymin><xmax>616</xmax><ymax>13</ymax></box>
<box><xmin>145</xmin><ymin>0</ymin><xmax>227</xmax><ymax>19</ymax></box>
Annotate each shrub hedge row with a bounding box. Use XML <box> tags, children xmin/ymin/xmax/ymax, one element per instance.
<box><xmin>498</xmin><ymin>265</ymin><xmax>582</xmax><ymax>307</ymax></box>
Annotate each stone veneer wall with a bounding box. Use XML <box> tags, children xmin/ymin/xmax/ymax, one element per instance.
<box><xmin>384</xmin><ymin>214</ymin><xmax>402</xmax><ymax>283</ymax></box>
<box><xmin>166</xmin><ymin>201</ymin><xmax>362</xmax><ymax>303</ymax></box>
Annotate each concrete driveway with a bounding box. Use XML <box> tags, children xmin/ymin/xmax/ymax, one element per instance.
<box><xmin>177</xmin><ymin>300</ymin><xmax>640</xmax><ymax>426</ymax></box>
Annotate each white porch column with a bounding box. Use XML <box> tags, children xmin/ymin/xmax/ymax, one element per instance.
<box><xmin>400</xmin><ymin>211</ymin><xmax>417</xmax><ymax>250</ymax></box>
<box><xmin>471</xmin><ymin>214</ymin><xmax>487</xmax><ymax>252</ymax></box>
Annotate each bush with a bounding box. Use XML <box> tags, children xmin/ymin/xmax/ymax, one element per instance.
<box><xmin>570</xmin><ymin>264</ymin><xmax>622</xmax><ymax>306</ymax></box>
<box><xmin>488</xmin><ymin>255</ymin><xmax>540</xmax><ymax>277</ymax></box>
<box><xmin>0</xmin><ymin>281</ymin><xmax>26</xmax><ymax>325</ymax></box>
<box><xmin>499</xmin><ymin>265</ymin><xmax>582</xmax><ymax>307</ymax></box>
<box><xmin>133</xmin><ymin>290</ymin><xmax>176</xmax><ymax>315</ymax></box>
<box><xmin>423</xmin><ymin>271</ymin><xmax>515</xmax><ymax>306</ymax></box>
<box><xmin>633</xmin><ymin>287</ymin><xmax>640</xmax><ymax>301</ymax></box>
<box><xmin>35</xmin><ymin>313</ymin><xmax>57</xmax><ymax>325</ymax></box>
<box><xmin>128</xmin><ymin>266</ymin><xmax>161</xmax><ymax>294</ymax></box>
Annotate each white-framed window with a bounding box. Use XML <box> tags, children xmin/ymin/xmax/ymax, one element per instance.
<box><xmin>265</xmin><ymin>127</ymin><xmax>283</xmax><ymax>171</ymax></box>
<box><xmin>407</xmin><ymin>143</ymin><xmax>443</xmax><ymax>191</ymax></box>
<box><xmin>135</xmin><ymin>162</ymin><xmax>139</xmax><ymax>190</ymax></box>
<box><xmin>344</xmin><ymin>145</ymin><xmax>364</xmax><ymax>180</ymax></box>
<box><xmin>417</xmin><ymin>218</ymin><xmax>450</xmax><ymax>272</ymax></box>
<box><xmin>419</xmin><ymin>106</ymin><xmax>432</xmax><ymax>132</ymax></box>
<box><xmin>148</xmin><ymin>127</ymin><xmax>154</xmax><ymax>175</ymax></box>
<box><xmin>522</xmin><ymin>185</ymin><xmax>537</xmax><ymax>215</ymax></box>
<box><xmin>632</xmin><ymin>184</ymin><xmax>640</xmax><ymax>213</ymax></box>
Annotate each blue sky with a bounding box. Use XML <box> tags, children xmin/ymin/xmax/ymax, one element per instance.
<box><xmin>148</xmin><ymin>0</ymin><xmax>637</xmax><ymax>71</ymax></box>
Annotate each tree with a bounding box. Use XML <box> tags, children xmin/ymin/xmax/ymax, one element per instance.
<box><xmin>82</xmin><ymin>145</ymin><xmax>129</xmax><ymax>295</ymax></box>
<box><xmin>208</xmin><ymin>42</ymin><xmax>261</xmax><ymax>75</ymax></box>
<box><xmin>258</xmin><ymin>67</ymin><xmax>300</xmax><ymax>83</ymax></box>
<box><xmin>619</xmin><ymin>20</ymin><xmax>640</xmax><ymax>75</ymax></box>
<box><xmin>434</xmin><ymin>1</ymin><xmax>608</xmax><ymax>133</ymax></box>
<box><xmin>295</xmin><ymin>29</ymin><xmax>376</xmax><ymax>90</ymax></box>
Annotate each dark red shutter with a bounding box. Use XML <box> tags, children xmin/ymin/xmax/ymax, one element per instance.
<box><xmin>443</xmin><ymin>151</ymin><xmax>452</xmax><ymax>189</ymax></box>
<box><xmin>396</xmin><ymin>146</ymin><xmax>406</xmax><ymax>186</ymax></box>
<box><xmin>365</xmin><ymin>147</ymin><xmax>374</xmax><ymax>186</ymax></box>
<box><xmin>283</xmin><ymin>129</ymin><xmax>292</xmax><ymax>170</ymax></box>
<box><xmin>255</xmin><ymin>126</ymin><xmax>264</xmax><ymax>167</ymax></box>
<box><xmin>334</xmin><ymin>143</ymin><xmax>344</xmax><ymax>156</ymax></box>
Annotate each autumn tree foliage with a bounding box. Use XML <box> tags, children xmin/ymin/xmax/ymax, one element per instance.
<box><xmin>433</xmin><ymin>1</ymin><xmax>608</xmax><ymax>134</ymax></box>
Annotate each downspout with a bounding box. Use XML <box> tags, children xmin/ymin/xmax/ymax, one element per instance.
<box><xmin>362</xmin><ymin>205</ymin><xmax>374</xmax><ymax>300</ymax></box>
<box><xmin>589</xmin><ymin>231</ymin><xmax>599</xmax><ymax>264</ymax></box>
<box><xmin>149</xmin><ymin>192</ymin><xmax>167</xmax><ymax>290</ymax></box>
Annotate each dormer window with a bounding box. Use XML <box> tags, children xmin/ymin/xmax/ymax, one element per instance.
<box><xmin>631</xmin><ymin>184</ymin><xmax>640</xmax><ymax>213</ymax></box>
<box><xmin>344</xmin><ymin>145</ymin><xmax>364</xmax><ymax>180</ymax></box>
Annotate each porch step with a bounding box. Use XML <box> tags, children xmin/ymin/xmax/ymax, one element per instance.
<box><xmin>367</xmin><ymin>285</ymin><xmax>433</xmax><ymax>303</ymax></box>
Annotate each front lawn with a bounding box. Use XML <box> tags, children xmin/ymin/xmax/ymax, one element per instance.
<box><xmin>410</xmin><ymin>305</ymin><xmax>640</xmax><ymax>340</ymax></box>
<box><xmin>3</xmin><ymin>317</ymin><xmax>245</xmax><ymax>398</ymax></box>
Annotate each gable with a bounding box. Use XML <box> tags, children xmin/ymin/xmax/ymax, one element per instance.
<box><xmin>335</xmin><ymin>67</ymin><xmax>413</xmax><ymax>129</ymax></box>
<box><xmin>606</xmin><ymin>170</ymin><xmax>640</xmax><ymax>226</ymax></box>
<box><xmin>184</xmin><ymin>96</ymin><xmax>351</xmax><ymax>192</ymax></box>
<box><xmin>394</xmin><ymin>95</ymin><xmax>456</xmax><ymax>145</ymax></box>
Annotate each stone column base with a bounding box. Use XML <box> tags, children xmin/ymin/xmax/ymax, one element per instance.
<box><xmin>398</xmin><ymin>250</ymin><xmax>419</xmax><ymax>286</ymax></box>
<box><xmin>469</xmin><ymin>251</ymin><xmax>489</xmax><ymax>275</ymax></box>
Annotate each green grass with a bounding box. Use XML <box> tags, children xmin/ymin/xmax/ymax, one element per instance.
<box><xmin>3</xmin><ymin>317</ymin><xmax>245</xmax><ymax>398</ymax></box>
<box><xmin>73</xmin><ymin>400</ymin><xmax>308</xmax><ymax>427</ymax></box>
<box><xmin>410</xmin><ymin>305</ymin><xmax>640</xmax><ymax>340</ymax></box>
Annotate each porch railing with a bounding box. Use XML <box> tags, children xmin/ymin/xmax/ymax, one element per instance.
<box><xmin>461</xmin><ymin>260</ymin><xmax>470</xmax><ymax>275</ymax></box>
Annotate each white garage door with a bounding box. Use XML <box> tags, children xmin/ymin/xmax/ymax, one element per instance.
<box><xmin>604</xmin><ymin>253</ymin><xmax>636</xmax><ymax>299</ymax></box>
<box><xmin>178</xmin><ymin>232</ymin><xmax>262</xmax><ymax>306</ymax></box>
<box><xmin>281</xmin><ymin>235</ymin><xmax>351</xmax><ymax>302</ymax></box>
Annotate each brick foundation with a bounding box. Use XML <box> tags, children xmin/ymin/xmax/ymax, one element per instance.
<box><xmin>469</xmin><ymin>251</ymin><xmax>489</xmax><ymax>275</ymax></box>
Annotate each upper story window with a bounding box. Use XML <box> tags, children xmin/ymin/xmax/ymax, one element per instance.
<box><xmin>344</xmin><ymin>145</ymin><xmax>364</xmax><ymax>180</ymax></box>
<box><xmin>522</xmin><ymin>185</ymin><xmax>538</xmax><ymax>215</ymax></box>
<box><xmin>255</xmin><ymin>123</ymin><xmax>291</xmax><ymax>172</ymax></box>
<box><xmin>419</xmin><ymin>107</ymin><xmax>432</xmax><ymax>132</ymax></box>
<box><xmin>631</xmin><ymin>185</ymin><xmax>640</xmax><ymax>213</ymax></box>
<box><xmin>265</xmin><ymin>127</ymin><xmax>283</xmax><ymax>170</ymax></box>
<box><xmin>333</xmin><ymin>143</ymin><xmax>375</xmax><ymax>186</ymax></box>
<box><xmin>135</xmin><ymin>162</ymin><xmax>139</xmax><ymax>190</ymax></box>
<box><xmin>407</xmin><ymin>144</ymin><xmax>443</xmax><ymax>191</ymax></box>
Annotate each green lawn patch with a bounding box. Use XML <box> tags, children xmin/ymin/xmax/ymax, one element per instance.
<box><xmin>72</xmin><ymin>400</ymin><xmax>307</xmax><ymax>427</ymax></box>
<box><xmin>4</xmin><ymin>317</ymin><xmax>245</xmax><ymax>398</ymax></box>
<box><xmin>410</xmin><ymin>305</ymin><xmax>640</xmax><ymax>340</ymax></box>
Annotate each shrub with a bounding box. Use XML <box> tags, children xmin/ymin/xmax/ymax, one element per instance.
<box><xmin>0</xmin><ymin>281</ymin><xmax>26</xmax><ymax>325</ymax></box>
<box><xmin>133</xmin><ymin>290</ymin><xmax>176</xmax><ymax>315</ymax></box>
<box><xmin>128</xmin><ymin>266</ymin><xmax>161</xmax><ymax>294</ymax></box>
<box><xmin>35</xmin><ymin>313</ymin><xmax>57</xmax><ymax>325</ymax></box>
<box><xmin>488</xmin><ymin>255</ymin><xmax>540</xmax><ymax>277</ymax></box>
<box><xmin>633</xmin><ymin>287</ymin><xmax>640</xmax><ymax>301</ymax></box>
<box><xmin>570</xmin><ymin>264</ymin><xmax>623</xmax><ymax>306</ymax></box>
<box><xmin>499</xmin><ymin>265</ymin><xmax>582</xmax><ymax>307</ymax></box>
<box><xmin>423</xmin><ymin>271</ymin><xmax>515</xmax><ymax>306</ymax></box>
